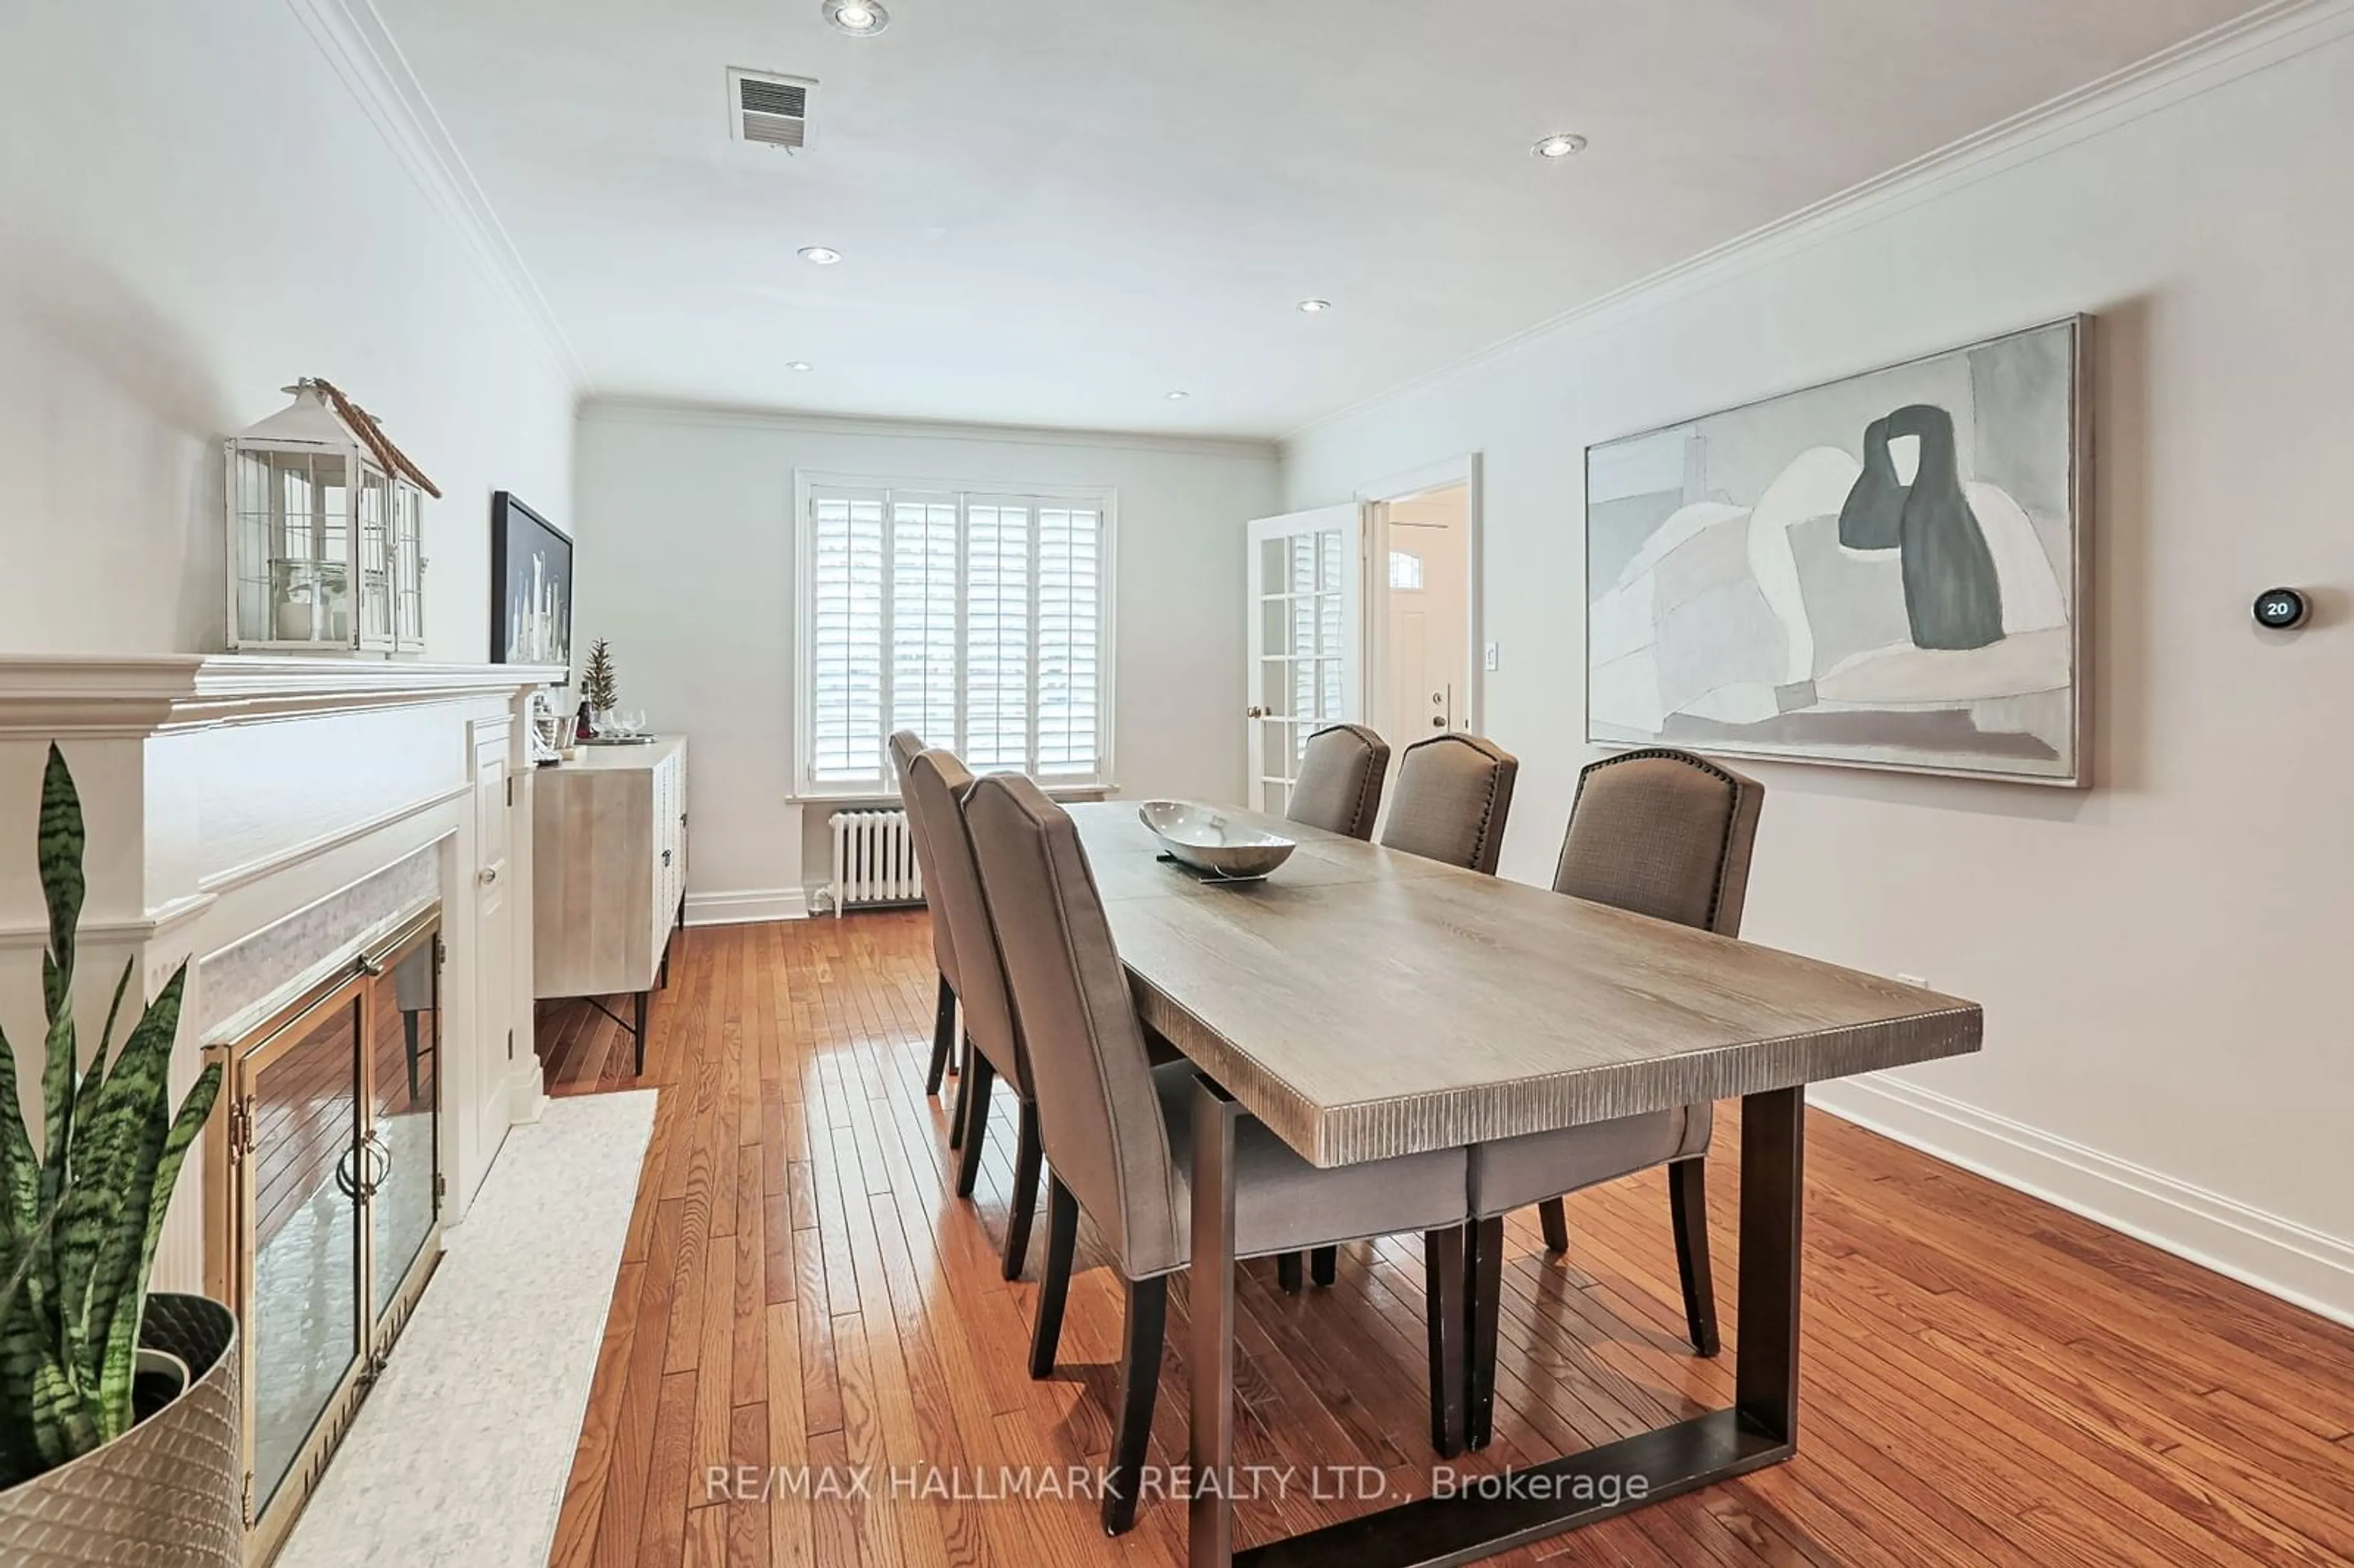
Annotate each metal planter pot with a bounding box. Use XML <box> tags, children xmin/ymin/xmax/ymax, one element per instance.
<box><xmin>0</xmin><ymin>1293</ymin><xmax>242</xmax><ymax>1568</ymax></box>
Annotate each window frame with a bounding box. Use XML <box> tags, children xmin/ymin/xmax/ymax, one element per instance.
<box><xmin>791</xmin><ymin>469</ymin><xmax>1119</xmax><ymax>800</ymax></box>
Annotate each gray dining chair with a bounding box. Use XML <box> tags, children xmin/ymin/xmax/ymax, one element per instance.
<box><xmin>1460</xmin><ymin>747</ymin><xmax>1765</xmax><ymax>1450</ymax></box>
<box><xmin>889</xmin><ymin>731</ymin><xmax>962</xmax><ymax>1097</ymax></box>
<box><xmin>1282</xmin><ymin>729</ymin><xmax>1517</xmax><ymax>1295</ymax></box>
<box><xmin>1285</xmin><ymin>723</ymin><xmax>1390</xmax><ymax>840</ymax></box>
<box><xmin>902</xmin><ymin>746</ymin><xmax>1052</xmax><ymax>1279</ymax></box>
<box><xmin>1379</xmin><ymin>731</ymin><xmax>1518</xmax><ymax>875</ymax></box>
<box><xmin>962</xmin><ymin>772</ymin><xmax>1477</xmax><ymax>1531</ymax></box>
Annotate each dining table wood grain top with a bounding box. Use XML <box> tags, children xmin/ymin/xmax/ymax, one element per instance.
<box><xmin>1068</xmin><ymin>799</ymin><xmax>1983</xmax><ymax>1169</ymax></box>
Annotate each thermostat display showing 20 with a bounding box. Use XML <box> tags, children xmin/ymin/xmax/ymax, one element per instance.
<box><xmin>2253</xmin><ymin>588</ymin><xmax>2310</xmax><ymax>631</ymax></box>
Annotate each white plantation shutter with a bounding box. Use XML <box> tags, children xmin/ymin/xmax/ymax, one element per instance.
<box><xmin>809</xmin><ymin>493</ymin><xmax>886</xmax><ymax>783</ymax></box>
<box><xmin>964</xmin><ymin>503</ymin><xmax>1031</xmax><ymax>771</ymax></box>
<box><xmin>802</xmin><ymin>483</ymin><xmax>1111</xmax><ymax>791</ymax></box>
<box><xmin>1035</xmin><ymin>506</ymin><xmax>1101</xmax><ymax>776</ymax></box>
<box><xmin>889</xmin><ymin>498</ymin><xmax>959</xmax><ymax>755</ymax></box>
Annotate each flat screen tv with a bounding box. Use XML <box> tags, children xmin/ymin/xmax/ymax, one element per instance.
<box><xmin>490</xmin><ymin>491</ymin><xmax>573</xmax><ymax>670</ymax></box>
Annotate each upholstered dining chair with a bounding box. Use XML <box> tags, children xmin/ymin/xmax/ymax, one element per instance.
<box><xmin>962</xmin><ymin>772</ymin><xmax>1477</xmax><ymax>1532</ymax></box>
<box><xmin>1459</xmin><ymin>746</ymin><xmax>1765</xmax><ymax>1450</ymax></box>
<box><xmin>1281</xmin><ymin>730</ymin><xmax>1518</xmax><ymax>1295</ymax></box>
<box><xmin>1285</xmin><ymin>723</ymin><xmax>1391</xmax><ymax>840</ymax></box>
<box><xmin>899</xmin><ymin>747</ymin><xmax>1058</xmax><ymax>1280</ymax></box>
<box><xmin>1379</xmin><ymin>732</ymin><xmax>1518</xmax><ymax>875</ymax></box>
<box><xmin>889</xmin><ymin>731</ymin><xmax>962</xmax><ymax>1097</ymax></box>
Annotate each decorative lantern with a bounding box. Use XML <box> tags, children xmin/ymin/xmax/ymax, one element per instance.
<box><xmin>224</xmin><ymin>379</ymin><xmax>438</xmax><ymax>655</ymax></box>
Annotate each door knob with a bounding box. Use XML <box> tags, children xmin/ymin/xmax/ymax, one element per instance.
<box><xmin>1246</xmin><ymin>705</ymin><xmax>1270</xmax><ymax>718</ymax></box>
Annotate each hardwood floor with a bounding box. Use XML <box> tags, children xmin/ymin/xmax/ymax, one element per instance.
<box><xmin>542</xmin><ymin>914</ymin><xmax>2354</xmax><ymax>1567</ymax></box>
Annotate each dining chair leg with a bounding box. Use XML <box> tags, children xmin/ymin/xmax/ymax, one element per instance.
<box><xmin>1310</xmin><ymin>1246</ymin><xmax>1338</xmax><ymax>1287</ymax></box>
<box><xmin>924</xmin><ymin>973</ymin><xmax>956</xmax><ymax>1095</ymax></box>
<box><xmin>1422</xmin><ymin>1227</ymin><xmax>1466</xmax><ymax>1458</ymax></box>
<box><xmin>1102</xmin><ymin>1274</ymin><xmax>1169</xmax><ymax>1536</ymax></box>
<box><xmin>1537</xmin><ymin>1197</ymin><xmax>1570</xmax><ymax>1255</ymax></box>
<box><xmin>1029</xmin><ymin>1176</ymin><xmax>1080</xmax><ymax>1379</ymax></box>
<box><xmin>1276</xmin><ymin>1252</ymin><xmax>1303</xmax><ymax>1295</ymax></box>
<box><xmin>947</xmin><ymin>1038</ymin><xmax>970</xmax><ymax>1149</ymax></box>
<box><xmin>1463</xmin><ymin>1214</ymin><xmax>1503</xmax><ymax>1450</ymax></box>
<box><xmin>953</xmin><ymin>1050</ymin><xmax>996</xmax><ymax>1198</ymax></box>
<box><xmin>1669</xmin><ymin>1155</ymin><xmax>1721</xmax><ymax>1357</ymax></box>
<box><xmin>1002</xmin><ymin>1097</ymin><xmax>1044</xmax><ymax>1281</ymax></box>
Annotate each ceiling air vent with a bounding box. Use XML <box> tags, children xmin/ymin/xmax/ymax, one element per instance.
<box><xmin>729</xmin><ymin>69</ymin><xmax>815</xmax><ymax>150</ymax></box>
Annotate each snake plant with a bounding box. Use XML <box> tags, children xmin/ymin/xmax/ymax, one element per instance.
<box><xmin>0</xmin><ymin>744</ymin><xmax>221</xmax><ymax>1488</ymax></box>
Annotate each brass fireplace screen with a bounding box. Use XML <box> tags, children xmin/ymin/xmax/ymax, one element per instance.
<box><xmin>205</xmin><ymin>907</ymin><xmax>444</xmax><ymax>1566</ymax></box>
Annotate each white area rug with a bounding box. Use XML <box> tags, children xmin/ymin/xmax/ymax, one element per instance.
<box><xmin>277</xmin><ymin>1090</ymin><xmax>657</xmax><ymax>1568</ymax></box>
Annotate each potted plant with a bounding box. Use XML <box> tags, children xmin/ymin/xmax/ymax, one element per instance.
<box><xmin>0</xmin><ymin>745</ymin><xmax>240</xmax><ymax>1567</ymax></box>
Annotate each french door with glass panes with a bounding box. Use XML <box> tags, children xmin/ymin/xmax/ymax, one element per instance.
<box><xmin>1246</xmin><ymin>504</ymin><xmax>1363</xmax><ymax>815</ymax></box>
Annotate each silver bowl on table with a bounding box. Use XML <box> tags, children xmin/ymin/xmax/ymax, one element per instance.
<box><xmin>1137</xmin><ymin>801</ymin><xmax>1297</xmax><ymax>882</ymax></box>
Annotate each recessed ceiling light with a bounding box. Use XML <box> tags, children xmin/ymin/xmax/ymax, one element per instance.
<box><xmin>788</xmin><ymin>361</ymin><xmax>813</xmax><ymax>372</ymax></box>
<box><xmin>1166</xmin><ymin>390</ymin><xmax>1190</xmax><ymax>400</ymax></box>
<box><xmin>823</xmin><ymin>0</ymin><xmax>889</xmax><ymax>36</ymax></box>
<box><xmin>798</xmin><ymin>246</ymin><xmax>842</xmax><ymax>265</ymax></box>
<box><xmin>1296</xmin><ymin>299</ymin><xmax>1332</xmax><ymax>314</ymax></box>
<box><xmin>1532</xmin><ymin>132</ymin><xmax>1588</xmax><ymax>159</ymax></box>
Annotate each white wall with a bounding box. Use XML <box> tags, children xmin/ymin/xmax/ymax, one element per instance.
<box><xmin>574</xmin><ymin>403</ymin><xmax>1279</xmax><ymax>918</ymax></box>
<box><xmin>1282</xmin><ymin>20</ymin><xmax>2354</xmax><ymax>1320</ymax></box>
<box><xmin>0</xmin><ymin>0</ymin><xmax>577</xmax><ymax>658</ymax></box>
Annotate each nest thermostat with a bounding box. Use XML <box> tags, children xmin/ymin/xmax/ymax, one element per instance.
<box><xmin>2253</xmin><ymin>587</ymin><xmax>2310</xmax><ymax>631</ymax></box>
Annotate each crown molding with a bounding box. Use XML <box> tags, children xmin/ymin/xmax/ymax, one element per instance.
<box><xmin>581</xmin><ymin>395</ymin><xmax>1280</xmax><ymax>463</ymax></box>
<box><xmin>1282</xmin><ymin>0</ymin><xmax>2354</xmax><ymax>445</ymax></box>
<box><xmin>0</xmin><ymin>655</ymin><xmax>563</xmax><ymax>737</ymax></box>
<box><xmin>284</xmin><ymin>0</ymin><xmax>587</xmax><ymax>391</ymax></box>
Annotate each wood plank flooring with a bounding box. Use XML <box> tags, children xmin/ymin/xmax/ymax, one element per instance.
<box><xmin>541</xmin><ymin>914</ymin><xmax>2354</xmax><ymax>1567</ymax></box>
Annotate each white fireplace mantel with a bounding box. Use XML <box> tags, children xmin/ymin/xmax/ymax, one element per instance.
<box><xmin>0</xmin><ymin>654</ymin><xmax>568</xmax><ymax>737</ymax></box>
<box><xmin>0</xmin><ymin>653</ymin><xmax>566</xmax><ymax>1294</ymax></box>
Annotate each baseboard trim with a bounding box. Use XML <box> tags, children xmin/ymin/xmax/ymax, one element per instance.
<box><xmin>1812</xmin><ymin>1075</ymin><xmax>2354</xmax><ymax>1329</ymax></box>
<box><xmin>685</xmin><ymin>888</ymin><xmax>809</xmax><ymax>926</ymax></box>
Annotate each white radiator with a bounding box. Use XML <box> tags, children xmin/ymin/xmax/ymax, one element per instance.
<box><xmin>828</xmin><ymin>809</ymin><xmax>924</xmax><ymax>915</ymax></box>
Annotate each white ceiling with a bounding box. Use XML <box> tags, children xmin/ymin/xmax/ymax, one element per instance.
<box><xmin>375</xmin><ymin>0</ymin><xmax>2260</xmax><ymax>438</ymax></box>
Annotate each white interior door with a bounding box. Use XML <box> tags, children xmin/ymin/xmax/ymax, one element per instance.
<box><xmin>1378</xmin><ymin>486</ymin><xmax>1472</xmax><ymax>746</ymax></box>
<box><xmin>1245</xmin><ymin>504</ymin><xmax>1363</xmax><ymax>815</ymax></box>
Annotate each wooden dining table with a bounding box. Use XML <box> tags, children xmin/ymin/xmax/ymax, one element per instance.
<box><xmin>1062</xmin><ymin>800</ymin><xmax>1984</xmax><ymax>1568</ymax></box>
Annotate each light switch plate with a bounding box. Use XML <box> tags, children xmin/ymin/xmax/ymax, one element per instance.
<box><xmin>1484</xmin><ymin>641</ymin><xmax>1500</xmax><ymax>671</ymax></box>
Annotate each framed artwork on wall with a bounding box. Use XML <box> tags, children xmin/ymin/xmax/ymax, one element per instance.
<box><xmin>490</xmin><ymin>491</ymin><xmax>573</xmax><ymax>670</ymax></box>
<box><xmin>1585</xmin><ymin>316</ymin><xmax>2089</xmax><ymax>785</ymax></box>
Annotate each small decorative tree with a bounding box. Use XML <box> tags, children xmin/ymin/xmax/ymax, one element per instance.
<box><xmin>581</xmin><ymin>638</ymin><xmax>619</xmax><ymax>714</ymax></box>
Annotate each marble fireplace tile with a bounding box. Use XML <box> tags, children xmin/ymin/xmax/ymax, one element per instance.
<box><xmin>196</xmin><ymin>847</ymin><xmax>440</xmax><ymax>1041</ymax></box>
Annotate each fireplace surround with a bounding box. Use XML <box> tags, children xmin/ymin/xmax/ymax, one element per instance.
<box><xmin>0</xmin><ymin>655</ymin><xmax>561</xmax><ymax>1561</ymax></box>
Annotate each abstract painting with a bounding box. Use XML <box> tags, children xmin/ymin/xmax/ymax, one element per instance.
<box><xmin>1585</xmin><ymin>317</ymin><xmax>2087</xmax><ymax>785</ymax></box>
<box><xmin>490</xmin><ymin>491</ymin><xmax>573</xmax><ymax>669</ymax></box>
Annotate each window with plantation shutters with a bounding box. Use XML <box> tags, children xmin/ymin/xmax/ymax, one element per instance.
<box><xmin>801</xmin><ymin>481</ymin><xmax>1113</xmax><ymax>793</ymax></box>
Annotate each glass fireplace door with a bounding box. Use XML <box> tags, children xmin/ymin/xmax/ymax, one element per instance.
<box><xmin>212</xmin><ymin>908</ymin><xmax>445</xmax><ymax>1566</ymax></box>
<box><xmin>365</xmin><ymin>924</ymin><xmax>442</xmax><ymax>1347</ymax></box>
<box><xmin>238</xmin><ymin>978</ymin><xmax>365</xmax><ymax>1534</ymax></box>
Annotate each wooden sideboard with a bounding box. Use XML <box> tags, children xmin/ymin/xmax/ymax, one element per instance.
<box><xmin>533</xmin><ymin>736</ymin><xmax>687</xmax><ymax>1072</ymax></box>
